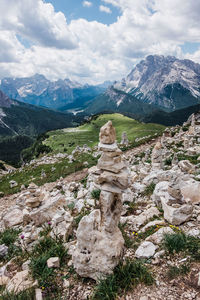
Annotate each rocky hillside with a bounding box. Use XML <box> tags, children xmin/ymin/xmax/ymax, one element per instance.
<box><xmin>0</xmin><ymin>111</ymin><xmax>200</xmax><ymax>299</ymax></box>
<box><xmin>114</xmin><ymin>55</ymin><xmax>200</xmax><ymax>111</ymax></box>
<box><xmin>0</xmin><ymin>74</ymin><xmax>110</xmax><ymax>110</ymax></box>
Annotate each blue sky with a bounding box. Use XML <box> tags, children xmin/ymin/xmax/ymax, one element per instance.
<box><xmin>0</xmin><ymin>0</ymin><xmax>200</xmax><ymax>83</ymax></box>
<box><xmin>45</xmin><ymin>0</ymin><xmax>121</xmax><ymax>25</ymax></box>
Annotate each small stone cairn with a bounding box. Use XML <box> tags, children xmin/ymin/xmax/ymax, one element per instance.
<box><xmin>72</xmin><ymin>121</ymin><xmax>130</xmax><ymax>280</ymax></box>
<box><xmin>120</xmin><ymin>131</ymin><xmax>129</xmax><ymax>146</ymax></box>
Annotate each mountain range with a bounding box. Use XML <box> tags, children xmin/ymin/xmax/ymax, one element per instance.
<box><xmin>0</xmin><ymin>74</ymin><xmax>111</xmax><ymax>110</ymax></box>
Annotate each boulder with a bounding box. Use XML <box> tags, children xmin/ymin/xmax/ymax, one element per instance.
<box><xmin>135</xmin><ymin>241</ymin><xmax>157</xmax><ymax>259</ymax></box>
<box><xmin>0</xmin><ymin>244</ymin><xmax>8</xmax><ymax>258</ymax></box>
<box><xmin>161</xmin><ymin>198</ymin><xmax>193</xmax><ymax>225</ymax></box>
<box><xmin>72</xmin><ymin>210</ymin><xmax>124</xmax><ymax>281</ymax></box>
<box><xmin>3</xmin><ymin>208</ymin><xmax>23</xmax><ymax>227</ymax></box>
<box><xmin>47</xmin><ymin>257</ymin><xmax>60</xmax><ymax>268</ymax></box>
<box><xmin>152</xmin><ymin>181</ymin><xmax>169</xmax><ymax>207</ymax></box>
<box><xmin>180</xmin><ymin>180</ymin><xmax>200</xmax><ymax>204</ymax></box>
<box><xmin>178</xmin><ymin>160</ymin><xmax>195</xmax><ymax>174</ymax></box>
<box><xmin>146</xmin><ymin>227</ymin><xmax>174</xmax><ymax>244</ymax></box>
<box><xmin>6</xmin><ymin>270</ymin><xmax>35</xmax><ymax>293</ymax></box>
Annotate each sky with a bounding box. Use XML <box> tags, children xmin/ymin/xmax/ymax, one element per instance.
<box><xmin>0</xmin><ymin>0</ymin><xmax>200</xmax><ymax>84</ymax></box>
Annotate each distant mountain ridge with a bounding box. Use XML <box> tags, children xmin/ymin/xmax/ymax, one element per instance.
<box><xmin>0</xmin><ymin>74</ymin><xmax>111</xmax><ymax>110</ymax></box>
<box><xmin>0</xmin><ymin>89</ymin><xmax>75</xmax><ymax>137</ymax></box>
<box><xmin>113</xmin><ymin>55</ymin><xmax>200</xmax><ymax>111</ymax></box>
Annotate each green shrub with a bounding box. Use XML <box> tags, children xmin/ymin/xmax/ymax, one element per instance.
<box><xmin>167</xmin><ymin>263</ymin><xmax>190</xmax><ymax>279</ymax></box>
<box><xmin>163</xmin><ymin>232</ymin><xmax>200</xmax><ymax>261</ymax></box>
<box><xmin>118</xmin><ymin>223</ymin><xmax>134</xmax><ymax>249</ymax></box>
<box><xmin>0</xmin><ymin>228</ymin><xmax>22</xmax><ymax>262</ymax></box>
<box><xmin>30</xmin><ymin>235</ymin><xmax>69</xmax><ymax>289</ymax></box>
<box><xmin>92</xmin><ymin>259</ymin><xmax>154</xmax><ymax>300</ymax></box>
<box><xmin>91</xmin><ymin>189</ymin><xmax>101</xmax><ymax>200</ymax></box>
<box><xmin>163</xmin><ymin>232</ymin><xmax>187</xmax><ymax>254</ymax></box>
<box><xmin>164</xmin><ymin>157</ymin><xmax>172</xmax><ymax>166</ymax></box>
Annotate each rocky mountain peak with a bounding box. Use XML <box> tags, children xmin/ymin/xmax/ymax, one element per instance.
<box><xmin>114</xmin><ymin>55</ymin><xmax>200</xmax><ymax>111</ymax></box>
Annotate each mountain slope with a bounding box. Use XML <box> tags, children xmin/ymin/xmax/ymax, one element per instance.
<box><xmin>85</xmin><ymin>87</ymin><xmax>159</xmax><ymax>117</ymax></box>
<box><xmin>0</xmin><ymin>92</ymin><xmax>75</xmax><ymax>137</ymax></box>
<box><xmin>114</xmin><ymin>55</ymin><xmax>200</xmax><ymax>111</ymax></box>
<box><xmin>0</xmin><ymin>74</ymin><xmax>109</xmax><ymax>110</ymax></box>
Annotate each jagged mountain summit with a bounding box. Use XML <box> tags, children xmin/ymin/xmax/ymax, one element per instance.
<box><xmin>114</xmin><ymin>55</ymin><xmax>200</xmax><ymax>111</ymax></box>
<box><xmin>0</xmin><ymin>74</ymin><xmax>110</xmax><ymax>110</ymax></box>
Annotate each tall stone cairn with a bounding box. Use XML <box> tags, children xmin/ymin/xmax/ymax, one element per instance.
<box><xmin>72</xmin><ymin>121</ymin><xmax>129</xmax><ymax>280</ymax></box>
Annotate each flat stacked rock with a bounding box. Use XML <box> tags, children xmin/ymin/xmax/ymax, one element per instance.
<box><xmin>72</xmin><ymin>121</ymin><xmax>129</xmax><ymax>280</ymax></box>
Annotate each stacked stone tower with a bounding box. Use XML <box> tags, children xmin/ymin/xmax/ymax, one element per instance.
<box><xmin>72</xmin><ymin>121</ymin><xmax>129</xmax><ymax>280</ymax></box>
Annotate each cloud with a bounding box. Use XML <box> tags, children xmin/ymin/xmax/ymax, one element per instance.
<box><xmin>82</xmin><ymin>1</ymin><xmax>93</xmax><ymax>7</ymax></box>
<box><xmin>99</xmin><ymin>5</ymin><xmax>112</xmax><ymax>14</ymax></box>
<box><xmin>0</xmin><ymin>0</ymin><xmax>200</xmax><ymax>84</ymax></box>
<box><xmin>0</xmin><ymin>0</ymin><xmax>78</xmax><ymax>49</ymax></box>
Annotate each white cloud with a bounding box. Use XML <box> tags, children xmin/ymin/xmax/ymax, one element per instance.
<box><xmin>0</xmin><ymin>0</ymin><xmax>77</xmax><ymax>49</ymax></box>
<box><xmin>0</xmin><ymin>0</ymin><xmax>200</xmax><ymax>84</ymax></box>
<box><xmin>82</xmin><ymin>1</ymin><xmax>92</xmax><ymax>8</ymax></box>
<box><xmin>99</xmin><ymin>5</ymin><xmax>112</xmax><ymax>14</ymax></box>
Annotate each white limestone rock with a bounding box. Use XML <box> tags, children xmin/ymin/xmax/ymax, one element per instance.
<box><xmin>72</xmin><ymin>210</ymin><xmax>124</xmax><ymax>281</ymax></box>
<box><xmin>47</xmin><ymin>257</ymin><xmax>60</xmax><ymax>268</ymax></box>
<box><xmin>146</xmin><ymin>227</ymin><xmax>174</xmax><ymax>244</ymax></box>
<box><xmin>3</xmin><ymin>208</ymin><xmax>23</xmax><ymax>227</ymax></box>
<box><xmin>135</xmin><ymin>241</ymin><xmax>157</xmax><ymax>259</ymax></box>
<box><xmin>6</xmin><ymin>270</ymin><xmax>35</xmax><ymax>293</ymax></box>
<box><xmin>161</xmin><ymin>198</ymin><xmax>193</xmax><ymax>225</ymax></box>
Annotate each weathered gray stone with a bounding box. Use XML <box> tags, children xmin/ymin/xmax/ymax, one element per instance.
<box><xmin>135</xmin><ymin>241</ymin><xmax>157</xmax><ymax>259</ymax></box>
<box><xmin>47</xmin><ymin>257</ymin><xmax>60</xmax><ymax>268</ymax></box>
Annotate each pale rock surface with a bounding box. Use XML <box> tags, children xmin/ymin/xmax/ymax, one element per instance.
<box><xmin>72</xmin><ymin>210</ymin><xmax>124</xmax><ymax>280</ymax></box>
<box><xmin>0</xmin><ymin>275</ymin><xmax>9</xmax><ymax>286</ymax></box>
<box><xmin>161</xmin><ymin>198</ymin><xmax>193</xmax><ymax>225</ymax></box>
<box><xmin>135</xmin><ymin>241</ymin><xmax>157</xmax><ymax>258</ymax></box>
<box><xmin>180</xmin><ymin>180</ymin><xmax>200</xmax><ymax>204</ymax></box>
<box><xmin>9</xmin><ymin>180</ymin><xmax>18</xmax><ymax>188</ymax></box>
<box><xmin>6</xmin><ymin>270</ymin><xmax>35</xmax><ymax>293</ymax></box>
<box><xmin>47</xmin><ymin>257</ymin><xmax>60</xmax><ymax>268</ymax></box>
<box><xmin>152</xmin><ymin>181</ymin><xmax>169</xmax><ymax>207</ymax></box>
<box><xmin>146</xmin><ymin>227</ymin><xmax>174</xmax><ymax>244</ymax></box>
<box><xmin>0</xmin><ymin>244</ymin><xmax>8</xmax><ymax>258</ymax></box>
<box><xmin>121</xmin><ymin>207</ymin><xmax>160</xmax><ymax>230</ymax></box>
<box><xmin>99</xmin><ymin>120</ymin><xmax>116</xmax><ymax>144</ymax></box>
<box><xmin>35</xmin><ymin>288</ymin><xmax>43</xmax><ymax>300</ymax></box>
<box><xmin>3</xmin><ymin>208</ymin><xmax>23</xmax><ymax>227</ymax></box>
<box><xmin>178</xmin><ymin>160</ymin><xmax>195</xmax><ymax>173</ymax></box>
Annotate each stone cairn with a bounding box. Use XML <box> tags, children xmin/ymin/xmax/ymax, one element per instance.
<box><xmin>72</xmin><ymin>121</ymin><xmax>129</xmax><ymax>280</ymax></box>
<box><xmin>120</xmin><ymin>131</ymin><xmax>129</xmax><ymax>146</ymax></box>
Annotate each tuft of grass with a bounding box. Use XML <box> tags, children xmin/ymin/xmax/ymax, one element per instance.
<box><xmin>167</xmin><ymin>263</ymin><xmax>190</xmax><ymax>279</ymax></box>
<box><xmin>91</xmin><ymin>189</ymin><xmax>101</xmax><ymax>200</ymax></box>
<box><xmin>0</xmin><ymin>228</ymin><xmax>22</xmax><ymax>262</ymax></box>
<box><xmin>29</xmin><ymin>234</ymin><xmax>69</xmax><ymax>294</ymax></box>
<box><xmin>118</xmin><ymin>223</ymin><xmax>134</xmax><ymax>249</ymax></box>
<box><xmin>81</xmin><ymin>175</ymin><xmax>88</xmax><ymax>188</ymax></box>
<box><xmin>92</xmin><ymin>259</ymin><xmax>154</xmax><ymax>300</ymax></box>
<box><xmin>163</xmin><ymin>232</ymin><xmax>200</xmax><ymax>261</ymax></box>
<box><xmin>142</xmin><ymin>183</ymin><xmax>156</xmax><ymax>197</ymax></box>
<box><xmin>163</xmin><ymin>232</ymin><xmax>187</xmax><ymax>254</ymax></box>
<box><xmin>1</xmin><ymin>288</ymin><xmax>35</xmax><ymax>300</ymax></box>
